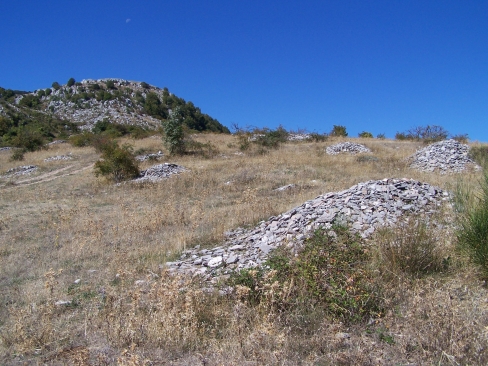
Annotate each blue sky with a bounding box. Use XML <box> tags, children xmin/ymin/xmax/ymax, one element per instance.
<box><xmin>2</xmin><ymin>1</ymin><xmax>487</xmax><ymax>141</ymax></box>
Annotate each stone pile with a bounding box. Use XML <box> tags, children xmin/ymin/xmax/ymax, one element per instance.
<box><xmin>165</xmin><ymin>178</ymin><xmax>448</xmax><ymax>280</ymax></box>
<box><xmin>133</xmin><ymin>163</ymin><xmax>186</xmax><ymax>183</ymax></box>
<box><xmin>135</xmin><ymin>151</ymin><xmax>163</xmax><ymax>162</ymax></box>
<box><xmin>326</xmin><ymin>142</ymin><xmax>371</xmax><ymax>155</ymax></box>
<box><xmin>0</xmin><ymin>147</ymin><xmax>12</xmax><ymax>152</ymax></box>
<box><xmin>409</xmin><ymin>139</ymin><xmax>481</xmax><ymax>174</ymax></box>
<box><xmin>288</xmin><ymin>133</ymin><xmax>311</xmax><ymax>141</ymax></box>
<box><xmin>44</xmin><ymin>155</ymin><xmax>73</xmax><ymax>162</ymax></box>
<box><xmin>4</xmin><ymin>165</ymin><xmax>38</xmax><ymax>177</ymax></box>
<box><xmin>48</xmin><ymin>140</ymin><xmax>67</xmax><ymax>145</ymax></box>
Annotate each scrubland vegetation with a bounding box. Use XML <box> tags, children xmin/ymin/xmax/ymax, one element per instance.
<box><xmin>1</xmin><ymin>131</ymin><xmax>488</xmax><ymax>365</ymax></box>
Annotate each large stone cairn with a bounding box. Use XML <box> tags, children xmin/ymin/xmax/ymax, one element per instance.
<box><xmin>133</xmin><ymin>163</ymin><xmax>186</xmax><ymax>182</ymax></box>
<box><xmin>326</xmin><ymin>142</ymin><xmax>371</xmax><ymax>155</ymax></box>
<box><xmin>409</xmin><ymin>139</ymin><xmax>481</xmax><ymax>174</ymax></box>
<box><xmin>165</xmin><ymin>178</ymin><xmax>448</xmax><ymax>280</ymax></box>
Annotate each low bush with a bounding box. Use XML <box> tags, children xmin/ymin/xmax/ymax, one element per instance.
<box><xmin>307</xmin><ymin>132</ymin><xmax>328</xmax><ymax>142</ymax></box>
<box><xmin>229</xmin><ymin>226</ymin><xmax>382</xmax><ymax>324</ymax></box>
<box><xmin>358</xmin><ymin>131</ymin><xmax>373</xmax><ymax>138</ymax></box>
<box><xmin>93</xmin><ymin>140</ymin><xmax>140</xmax><ymax>183</ymax></box>
<box><xmin>69</xmin><ymin>131</ymin><xmax>95</xmax><ymax>147</ymax></box>
<box><xmin>330</xmin><ymin>125</ymin><xmax>348</xmax><ymax>137</ymax></box>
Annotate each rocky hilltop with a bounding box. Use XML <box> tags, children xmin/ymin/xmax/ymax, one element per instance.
<box><xmin>0</xmin><ymin>78</ymin><xmax>229</xmax><ymax>136</ymax></box>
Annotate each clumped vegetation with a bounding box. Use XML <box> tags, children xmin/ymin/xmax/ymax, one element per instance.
<box><xmin>358</xmin><ymin>131</ymin><xmax>373</xmax><ymax>138</ymax></box>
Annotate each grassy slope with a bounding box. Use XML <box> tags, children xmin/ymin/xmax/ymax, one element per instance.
<box><xmin>0</xmin><ymin>135</ymin><xmax>487</xmax><ymax>365</ymax></box>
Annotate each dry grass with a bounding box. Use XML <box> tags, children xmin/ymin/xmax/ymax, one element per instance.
<box><xmin>1</xmin><ymin>134</ymin><xmax>487</xmax><ymax>364</ymax></box>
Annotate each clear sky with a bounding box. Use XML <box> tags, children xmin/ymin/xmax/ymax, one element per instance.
<box><xmin>1</xmin><ymin>1</ymin><xmax>487</xmax><ymax>141</ymax></box>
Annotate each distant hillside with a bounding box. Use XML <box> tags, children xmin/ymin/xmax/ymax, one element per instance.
<box><xmin>0</xmin><ymin>78</ymin><xmax>229</xmax><ymax>147</ymax></box>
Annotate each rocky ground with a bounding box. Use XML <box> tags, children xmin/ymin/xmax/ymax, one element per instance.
<box><xmin>165</xmin><ymin>178</ymin><xmax>449</xmax><ymax>281</ymax></box>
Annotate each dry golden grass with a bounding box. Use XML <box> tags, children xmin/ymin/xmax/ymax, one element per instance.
<box><xmin>0</xmin><ymin>134</ymin><xmax>487</xmax><ymax>365</ymax></box>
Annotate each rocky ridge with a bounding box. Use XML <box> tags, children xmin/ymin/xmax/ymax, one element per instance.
<box><xmin>165</xmin><ymin>178</ymin><xmax>449</xmax><ymax>280</ymax></box>
<box><xmin>133</xmin><ymin>163</ymin><xmax>186</xmax><ymax>183</ymax></box>
<box><xmin>326</xmin><ymin>142</ymin><xmax>371</xmax><ymax>155</ymax></box>
<box><xmin>409</xmin><ymin>139</ymin><xmax>481</xmax><ymax>174</ymax></box>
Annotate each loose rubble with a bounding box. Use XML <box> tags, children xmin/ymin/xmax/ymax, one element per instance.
<box><xmin>44</xmin><ymin>155</ymin><xmax>73</xmax><ymax>162</ymax></box>
<box><xmin>409</xmin><ymin>139</ymin><xmax>481</xmax><ymax>174</ymax></box>
<box><xmin>165</xmin><ymin>178</ymin><xmax>449</xmax><ymax>280</ymax></box>
<box><xmin>133</xmin><ymin>163</ymin><xmax>186</xmax><ymax>182</ymax></box>
<box><xmin>0</xmin><ymin>147</ymin><xmax>12</xmax><ymax>152</ymax></box>
<box><xmin>48</xmin><ymin>140</ymin><xmax>67</xmax><ymax>145</ymax></box>
<box><xmin>326</xmin><ymin>142</ymin><xmax>371</xmax><ymax>155</ymax></box>
<box><xmin>135</xmin><ymin>151</ymin><xmax>163</xmax><ymax>162</ymax></box>
<box><xmin>3</xmin><ymin>165</ymin><xmax>38</xmax><ymax>177</ymax></box>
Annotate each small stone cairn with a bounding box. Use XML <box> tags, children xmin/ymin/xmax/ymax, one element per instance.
<box><xmin>3</xmin><ymin>165</ymin><xmax>38</xmax><ymax>177</ymax></box>
<box><xmin>326</xmin><ymin>142</ymin><xmax>371</xmax><ymax>155</ymax></box>
<box><xmin>135</xmin><ymin>151</ymin><xmax>164</xmax><ymax>162</ymax></box>
<box><xmin>409</xmin><ymin>139</ymin><xmax>481</xmax><ymax>174</ymax></box>
<box><xmin>44</xmin><ymin>155</ymin><xmax>73</xmax><ymax>162</ymax></box>
<box><xmin>165</xmin><ymin>178</ymin><xmax>448</xmax><ymax>280</ymax></box>
<box><xmin>133</xmin><ymin>163</ymin><xmax>186</xmax><ymax>182</ymax></box>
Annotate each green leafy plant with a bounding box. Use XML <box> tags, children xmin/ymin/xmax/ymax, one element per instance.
<box><xmin>67</xmin><ymin>78</ymin><xmax>75</xmax><ymax>87</ymax></box>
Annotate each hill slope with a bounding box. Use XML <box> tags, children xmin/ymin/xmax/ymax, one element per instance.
<box><xmin>0</xmin><ymin>79</ymin><xmax>229</xmax><ymax>147</ymax></box>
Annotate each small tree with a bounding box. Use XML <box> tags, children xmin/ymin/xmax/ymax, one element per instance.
<box><xmin>93</xmin><ymin>139</ymin><xmax>140</xmax><ymax>183</ymax></box>
<box><xmin>52</xmin><ymin>82</ymin><xmax>61</xmax><ymax>90</ymax></box>
<box><xmin>330</xmin><ymin>125</ymin><xmax>348</xmax><ymax>137</ymax></box>
<box><xmin>163</xmin><ymin>107</ymin><xmax>185</xmax><ymax>155</ymax></box>
<box><xmin>67</xmin><ymin>78</ymin><xmax>75</xmax><ymax>87</ymax></box>
<box><xmin>106</xmin><ymin>80</ymin><xmax>116</xmax><ymax>89</ymax></box>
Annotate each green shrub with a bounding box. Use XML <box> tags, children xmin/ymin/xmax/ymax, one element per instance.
<box><xmin>307</xmin><ymin>132</ymin><xmax>328</xmax><ymax>142</ymax></box>
<box><xmin>69</xmin><ymin>131</ymin><xmax>95</xmax><ymax>147</ymax></box>
<box><xmin>456</xmin><ymin>172</ymin><xmax>488</xmax><ymax>279</ymax></box>
<box><xmin>9</xmin><ymin>149</ymin><xmax>25</xmax><ymax>161</ymax></box>
<box><xmin>253</xmin><ymin>126</ymin><xmax>289</xmax><ymax>149</ymax></box>
<box><xmin>93</xmin><ymin>140</ymin><xmax>140</xmax><ymax>183</ymax></box>
<box><xmin>52</xmin><ymin>82</ymin><xmax>60</xmax><ymax>90</ymax></box>
<box><xmin>330</xmin><ymin>125</ymin><xmax>348</xmax><ymax>137</ymax></box>
<box><xmin>140</xmin><ymin>82</ymin><xmax>150</xmax><ymax>89</ymax></box>
<box><xmin>106</xmin><ymin>80</ymin><xmax>116</xmax><ymax>90</ymax></box>
<box><xmin>358</xmin><ymin>131</ymin><xmax>373</xmax><ymax>138</ymax></box>
<box><xmin>229</xmin><ymin>226</ymin><xmax>382</xmax><ymax>324</ymax></box>
<box><xmin>376</xmin><ymin>133</ymin><xmax>386</xmax><ymax>139</ymax></box>
<box><xmin>67</xmin><ymin>78</ymin><xmax>75</xmax><ymax>87</ymax></box>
